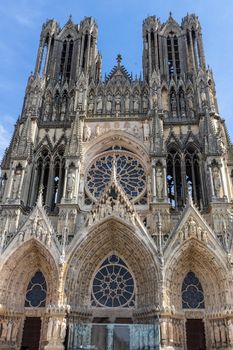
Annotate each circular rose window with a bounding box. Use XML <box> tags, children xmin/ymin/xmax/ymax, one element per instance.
<box><xmin>91</xmin><ymin>255</ymin><xmax>135</xmax><ymax>308</ymax></box>
<box><xmin>86</xmin><ymin>150</ymin><xmax>146</xmax><ymax>202</ymax></box>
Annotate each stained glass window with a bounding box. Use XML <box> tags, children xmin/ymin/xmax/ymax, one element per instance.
<box><xmin>86</xmin><ymin>151</ymin><xmax>146</xmax><ymax>202</ymax></box>
<box><xmin>25</xmin><ymin>271</ymin><xmax>47</xmax><ymax>307</ymax></box>
<box><xmin>182</xmin><ymin>271</ymin><xmax>205</xmax><ymax>309</ymax></box>
<box><xmin>91</xmin><ymin>255</ymin><xmax>135</xmax><ymax>308</ymax></box>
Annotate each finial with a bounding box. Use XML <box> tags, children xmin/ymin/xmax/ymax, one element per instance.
<box><xmin>69</xmin><ymin>14</ymin><xmax>72</xmax><ymax>21</ymax></box>
<box><xmin>117</xmin><ymin>54</ymin><xmax>122</xmax><ymax>67</ymax></box>
<box><xmin>169</xmin><ymin>11</ymin><xmax>172</xmax><ymax>18</ymax></box>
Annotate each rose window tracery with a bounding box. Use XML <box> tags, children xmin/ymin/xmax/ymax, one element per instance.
<box><xmin>91</xmin><ymin>255</ymin><xmax>135</xmax><ymax>308</ymax></box>
<box><xmin>86</xmin><ymin>150</ymin><xmax>146</xmax><ymax>202</ymax></box>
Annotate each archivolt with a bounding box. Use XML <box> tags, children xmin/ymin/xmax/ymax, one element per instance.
<box><xmin>164</xmin><ymin>239</ymin><xmax>229</xmax><ymax>312</ymax></box>
<box><xmin>82</xmin><ymin>130</ymin><xmax>150</xmax><ymax>171</ymax></box>
<box><xmin>0</xmin><ymin>239</ymin><xmax>59</xmax><ymax>308</ymax></box>
<box><xmin>65</xmin><ymin>218</ymin><xmax>160</xmax><ymax>309</ymax></box>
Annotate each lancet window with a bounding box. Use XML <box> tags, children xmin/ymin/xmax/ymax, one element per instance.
<box><xmin>30</xmin><ymin>147</ymin><xmax>65</xmax><ymax>211</ymax></box>
<box><xmin>25</xmin><ymin>271</ymin><xmax>47</xmax><ymax>308</ymax></box>
<box><xmin>167</xmin><ymin>33</ymin><xmax>180</xmax><ymax>77</ymax></box>
<box><xmin>167</xmin><ymin>145</ymin><xmax>204</xmax><ymax>209</ymax></box>
<box><xmin>59</xmin><ymin>35</ymin><xmax>74</xmax><ymax>82</ymax></box>
<box><xmin>182</xmin><ymin>271</ymin><xmax>205</xmax><ymax>309</ymax></box>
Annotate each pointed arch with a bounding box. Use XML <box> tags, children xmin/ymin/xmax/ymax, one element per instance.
<box><xmin>164</xmin><ymin>234</ymin><xmax>229</xmax><ymax>311</ymax></box>
<box><xmin>0</xmin><ymin>240</ymin><xmax>59</xmax><ymax>308</ymax></box>
<box><xmin>65</xmin><ymin>218</ymin><xmax>160</xmax><ymax>309</ymax></box>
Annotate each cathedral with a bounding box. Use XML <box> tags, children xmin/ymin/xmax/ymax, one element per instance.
<box><xmin>0</xmin><ymin>12</ymin><xmax>233</xmax><ymax>350</ymax></box>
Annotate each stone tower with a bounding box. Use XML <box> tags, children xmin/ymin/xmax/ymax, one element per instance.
<box><xmin>0</xmin><ymin>13</ymin><xmax>233</xmax><ymax>350</ymax></box>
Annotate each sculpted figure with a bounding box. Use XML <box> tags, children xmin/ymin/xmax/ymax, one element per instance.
<box><xmin>12</xmin><ymin>167</ymin><xmax>22</xmax><ymax>199</ymax></box>
<box><xmin>156</xmin><ymin>165</ymin><xmax>164</xmax><ymax>198</ymax></box>
<box><xmin>125</xmin><ymin>93</ymin><xmax>130</xmax><ymax>112</ymax></box>
<box><xmin>66</xmin><ymin>167</ymin><xmax>75</xmax><ymax>200</ymax></box>
<box><xmin>96</xmin><ymin>95</ymin><xmax>103</xmax><ymax>113</ymax></box>
<box><xmin>212</xmin><ymin>166</ymin><xmax>222</xmax><ymax>198</ymax></box>
<box><xmin>143</xmin><ymin>119</ymin><xmax>150</xmax><ymax>141</ymax></box>
<box><xmin>170</xmin><ymin>92</ymin><xmax>177</xmax><ymax>117</ymax></box>
<box><xmin>60</xmin><ymin>319</ymin><xmax>67</xmax><ymax>339</ymax></box>
<box><xmin>179</xmin><ymin>92</ymin><xmax>186</xmax><ymax>117</ymax></box>
<box><xmin>88</xmin><ymin>94</ymin><xmax>94</xmax><ymax>112</ymax></box>
<box><xmin>115</xmin><ymin>95</ymin><xmax>121</xmax><ymax>113</ymax></box>
<box><xmin>133</xmin><ymin>93</ymin><xmax>139</xmax><ymax>112</ymax></box>
<box><xmin>142</xmin><ymin>94</ymin><xmax>148</xmax><ymax>111</ymax></box>
<box><xmin>83</xmin><ymin>124</ymin><xmax>91</xmax><ymax>142</ymax></box>
<box><xmin>106</xmin><ymin>95</ymin><xmax>112</xmax><ymax>112</ymax></box>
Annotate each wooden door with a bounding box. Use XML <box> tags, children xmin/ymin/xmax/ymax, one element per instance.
<box><xmin>186</xmin><ymin>319</ymin><xmax>206</xmax><ymax>350</ymax></box>
<box><xmin>21</xmin><ymin>317</ymin><xmax>41</xmax><ymax>350</ymax></box>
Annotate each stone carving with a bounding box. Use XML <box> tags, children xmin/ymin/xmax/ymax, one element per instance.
<box><xmin>11</xmin><ymin>166</ymin><xmax>22</xmax><ymax>199</ymax></box>
<box><xmin>96</xmin><ymin>95</ymin><xmax>103</xmax><ymax>113</ymax></box>
<box><xmin>125</xmin><ymin>92</ymin><xmax>130</xmax><ymax>111</ymax></box>
<box><xmin>66</xmin><ymin>166</ymin><xmax>76</xmax><ymax>200</ymax></box>
<box><xmin>106</xmin><ymin>94</ymin><xmax>112</xmax><ymax>112</ymax></box>
<box><xmin>83</xmin><ymin>124</ymin><xmax>91</xmax><ymax>142</ymax></box>
<box><xmin>212</xmin><ymin>166</ymin><xmax>222</xmax><ymax>198</ymax></box>
<box><xmin>156</xmin><ymin>164</ymin><xmax>164</xmax><ymax>198</ymax></box>
<box><xmin>88</xmin><ymin>94</ymin><xmax>94</xmax><ymax>112</ymax></box>
<box><xmin>143</xmin><ymin>119</ymin><xmax>150</xmax><ymax>141</ymax></box>
<box><xmin>179</xmin><ymin>92</ymin><xmax>186</xmax><ymax>117</ymax></box>
<box><xmin>170</xmin><ymin>92</ymin><xmax>177</xmax><ymax>117</ymax></box>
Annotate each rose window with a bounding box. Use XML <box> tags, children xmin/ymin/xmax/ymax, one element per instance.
<box><xmin>91</xmin><ymin>255</ymin><xmax>135</xmax><ymax>308</ymax></box>
<box><xmin>182</xmin><ymin>271</ymin><xmax>205</xmax><ymax>309</ymax></box>
<box><xmin>86</xmin><ymin>150</ymin><xmax>146</xmax><ymax>202</ymax></box>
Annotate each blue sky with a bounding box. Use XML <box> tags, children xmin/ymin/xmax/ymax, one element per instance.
<box><xmin>0</xmin><ymin>0</ymin><xmax>233</xmax><ymax>158</ymax></box>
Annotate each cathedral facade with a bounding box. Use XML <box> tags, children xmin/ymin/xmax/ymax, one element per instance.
<box><xmin>0</xmin><ymin>12</ymin><xmax>233</xmax><ymax>350</ymax></box>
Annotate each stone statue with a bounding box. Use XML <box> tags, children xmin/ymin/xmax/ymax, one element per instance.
<box><xmin>143</xmin><ymin>119</ymin><xmax>150</xmax><ymax>141</ymax></box>
<box><xmin>96</xmin><ymin>95</ymin><xmax>103</xmax><ymax>113</ymax></box>
<box><xmin>66</xmin><ymin>167</ymin><xmax>75</xmax><ymax>200</ymax></box>
<box><xmin>125</xmin><ymin>93</ymin><xmax>130</xmax><ymax>112</ymax></box>
<box><xmin>133</xmin><ymin>93</ymin><xmax>139</xmax><ymax>112</ymax></box>
<box><xmin>156</xmin><ymin>165</ymin><xmax>164</xmax><ymax>198</ymax></box>
<box><xmin>69</xmin><ymin>94</ymin><xmax>75</xmax><ymax>113</ymax></box>
<box><xmin>142</xmin><ymin>94</ymin><xmax>148</xmax><ymax>111</ymax></box>
<box><xmin>179</xmin><ymin>92</ymin><xmax>186</xmax><ymax>117</ymax></box>
<box><xmin>170</xmin><ymin>92</ymin><xmax>177</xmax><ymax>117</ymax></box>
<box><xmin>12</xmin><ymin>167</ymin><xmax>22</xmax><ymax>199</ymax></box>
<box><xmin>88</xmin><ymin>94</ymin><xmax>94</xmax><ymax>112</ymax></box>
<box><xmin>1</xmin><ymin>320</ymin><xmax>8</xmax><ymax>340</ymax></box>
<box><xmin>60</xmin><ymin>319</ymin><xmax>67</xmax><ymax>339</ymax></box>
<box><xmin>83</xmin><ymin>124</ymin><xmax>91</xmax><ymax>142</ymax></box>
<box><xmin>78</xmin><ymin>87</ymin><xmax>84</xmax><ymax>106</ymax></box>
<box><xmin>61</xmin><ymin>96</ymin><xmax>67</xmax><ymax>119</ymax></box>
<box><xmin>115</xmin><ymin>95</ymin><xmax>121</xmax><ymax>113</ymax></box>
<box><xmin>187</xmin><ymin>91</ymin><xmax>195</xmax><ymax>118</ymax></box>
<box><xmin>212</xmin><ymin>166</ymin><xmax>222</xmax><ymax>198</ymax></box>
<box><xmin>106</xmin><ymin>95</ymin><xmax>112</xmax><ymax>112</ymax></box>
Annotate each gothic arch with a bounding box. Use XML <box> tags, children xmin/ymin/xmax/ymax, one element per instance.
<box><xmin>65</xmin><ymin>218</ymin><xmax>160</xmax><ymax>309</ymax></box>
<box><xmin>0</xmin><ymin>240</ymin><xmax>59</xmax><ymax>308</ymax></box>
<box><xmin>164</xmin><ymin>238</ymin><xmax>229</xmax><ymax>312</ymax></box>
<box><xmin>83</xmin><ymin>131</ymin><xmax>150</xmax><ymax>171</ymax></box>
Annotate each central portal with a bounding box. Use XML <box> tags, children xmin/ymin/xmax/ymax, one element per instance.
<box><xmin>67</xmin><ymin>323</ymin><xmax>160</xmax><ymax>350</ymax></box>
